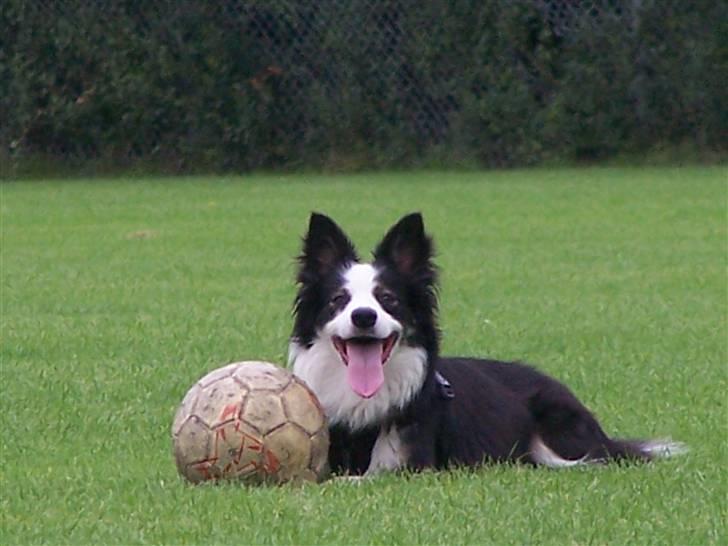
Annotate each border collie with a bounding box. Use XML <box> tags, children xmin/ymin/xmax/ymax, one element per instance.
<box><xmin>289</xmin><ymin>212</ymin><xmax>684</xmax><ymax>476</ymax></box>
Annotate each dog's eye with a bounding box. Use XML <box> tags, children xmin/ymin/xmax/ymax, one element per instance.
<box><xmin>330</xmin><ymin>293</ymin><xmax>348</xmax><ymax>307</ymax></box>
<box><xmin>378</xmin><ymin>292</ymin><xmax>399</xmax><ymax>307</ymax></box>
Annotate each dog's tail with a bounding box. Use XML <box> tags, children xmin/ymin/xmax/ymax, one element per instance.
<box><xmin>527</xmin><ymin>385</ymin><xmax>687</xmax><ymax>467</ymax></box>
<box><xmin>529</xmin><ymin>435</ymin><xmax>688</xmax><ymax>467</ymax></box>
<box><xmin>629</xmin><ymin>438</ymin><xmax>689</xmax><ymax>459</ymax></box>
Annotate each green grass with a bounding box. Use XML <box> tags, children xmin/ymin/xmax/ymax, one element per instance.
<box><xmin>1</xmin><ymin>167</ymin><xmax>726</xmax><ymax>545</ymax></box>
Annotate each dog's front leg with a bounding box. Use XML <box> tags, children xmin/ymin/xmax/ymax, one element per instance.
<box><xmin>364</xmin><ymin>425</ymin><xmax>409</xmax><ymax>476</ymax></box>
<box><xmin>399</xmin><ymin>420</ymin><xmax>439</xmax><ymax>471</ymax></box>
<box><xmin>364</xmin><ymin>422</ymin><xmax>438</xmax><ymax>476</ymax></box>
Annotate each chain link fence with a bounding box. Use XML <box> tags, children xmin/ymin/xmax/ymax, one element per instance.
<box><xmin>2</xmin><ymin>0</ymin><xmax>724</xmax><ymax>174</ymax></box>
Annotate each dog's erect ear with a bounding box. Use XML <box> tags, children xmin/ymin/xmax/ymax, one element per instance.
<box><xmin>298</xmin><ymin>213</ymin><xmax>358</xmax><ymax>278</ymax></box>
<box><xmin>373</xmin><ymin>212</ymin><xmax>434</xmax><ymax>276</ymax></box>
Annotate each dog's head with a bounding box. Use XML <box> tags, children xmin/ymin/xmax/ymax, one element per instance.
<box><xmin>291</xmin><ymin>213</ymin><xmax>439</xmax><ymax>401</ymax></box>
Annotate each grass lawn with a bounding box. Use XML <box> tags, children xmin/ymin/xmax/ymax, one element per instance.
<box><xmin>1</xmin><ymin>166</ymin><xmax>726</xmax><ymax>544</ymax></box>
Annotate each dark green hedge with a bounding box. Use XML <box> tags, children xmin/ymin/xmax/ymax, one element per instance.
<box><xmin>2</xmin><ymin>0</ymin><xmax>725</xmax><ymax>173</ymax></box>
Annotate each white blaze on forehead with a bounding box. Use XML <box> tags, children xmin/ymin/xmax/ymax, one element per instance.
<box><xmin>342</xmin><ymin>263</ymin><xmax>379</xmax><ymax>307</ymax></box>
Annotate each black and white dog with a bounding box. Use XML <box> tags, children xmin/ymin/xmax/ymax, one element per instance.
<box><xmin>289</xmin><ymin>212</ymin><xmax>684</xmax><ymax>476</ymax></box>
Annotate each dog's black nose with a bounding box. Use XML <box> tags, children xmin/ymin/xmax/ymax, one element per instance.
<box><xmin>351</xmin><ymin>307</ymin><xmax>377</xmax><ymax>329</ymax></box>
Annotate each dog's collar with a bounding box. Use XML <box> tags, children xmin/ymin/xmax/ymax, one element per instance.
<box><xmin>435</xmin><ymin>371</ymin><xmax>455</xmax><ymax>400</ymax></box>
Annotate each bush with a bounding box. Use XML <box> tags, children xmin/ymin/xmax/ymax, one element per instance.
<box><xmin>2</xmin><ymin>0</ymin><xmax>725</xmax><ymax>174</ymax></box>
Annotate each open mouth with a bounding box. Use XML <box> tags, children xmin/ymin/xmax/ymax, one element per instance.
<box><xmin>332</xmin><ymin>333</ymin><xmax>399</xmax><ymax>398</ymax></box>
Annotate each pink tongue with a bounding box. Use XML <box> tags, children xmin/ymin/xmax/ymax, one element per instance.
<box><xmin>346</xmin><ymin>341</ymin><xmax>384</xmax><ymax>398</ymax></box>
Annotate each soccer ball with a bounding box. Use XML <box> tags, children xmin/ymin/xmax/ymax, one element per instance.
<box><xmin>172</xmin><ymin>361</ymin><xmax>329</xmax><ymax>484</ymax></box>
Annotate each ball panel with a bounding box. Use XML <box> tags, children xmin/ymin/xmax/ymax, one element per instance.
<box><xmin>264</xmin><ymin>423</ymin><xmax>313</xmax><ymax>483</ymax></box>
<box><xmin>210</xmin><ymin>420</ymin><xmax>268</xmax><ymax>483</ymax></box>
<box><xmin>308</xmin><ymin>429</ymin><xmax>330</xmax><ymax>478</ymax></box>
<box><xmin>195</xmin><ymin>376</ymin><xmax>248</xmax><ymax>428</ymax></box>
<box><xmin>171</xmin><ymin>383</ymin><xmax>200</xmax><ymax>437</ymax></box>
<box><xmin>240</xmin><ymin>391</ymin><xmax>287</xmax><ymax>435</ymax></box>
<box><xmin>232</xmin><ymin>361</ymin><xmax>292</xmax><ymax>391</ymax></box>
<box><xmin>184</xmin><ymin>458</ymin><xmax>221</xmax><ymax>483</ymax></box>
<box><xmin>293</xmin><ymin>468</ymin><xmax>319</xmax><ymax>483</ymax></box>
<box><xmin>280</xmin><ymin>380</ymin><xmax>326</xmax><ymax>435</ymax></box>
<box><xmin>174</xmin><ymin>416</ymin><xmax>211</xmax><ymax>482</ymax></box>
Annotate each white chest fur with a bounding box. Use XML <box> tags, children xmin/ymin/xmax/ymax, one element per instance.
<box><xmin>289</xmin><ymin>340</ymin><xmax>427</xmax><ymax>430</ymax></box>
<box><xmin>365</xmin><ymin>425</ymin><xmax>408</xmax><ymax>475</ymax></box>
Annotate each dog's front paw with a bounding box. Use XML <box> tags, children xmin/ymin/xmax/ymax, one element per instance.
<box><xmin>330</xmin><ymin>475</ymin><xmax>368</xmax><ymax>485</ymax></box>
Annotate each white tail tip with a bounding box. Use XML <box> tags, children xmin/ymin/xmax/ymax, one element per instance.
<box><xmin>640</xmin><ymin>439</ymin><xmax>689</xmax><ymax>458</ymax></box>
